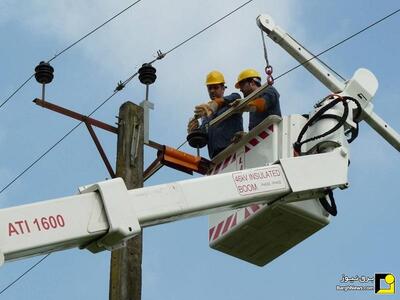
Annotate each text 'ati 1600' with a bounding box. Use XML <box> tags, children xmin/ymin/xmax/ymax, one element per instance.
<box><xmin>8</xmin><ymin>215</ymin><xmax>66</xmax><ymax>237</ymax></box>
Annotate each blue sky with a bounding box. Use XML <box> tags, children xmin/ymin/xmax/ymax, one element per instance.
<box><xmin>0</xmin><ymin>0</ymin><xmax>399</xmax><ymax>299</ymax></box>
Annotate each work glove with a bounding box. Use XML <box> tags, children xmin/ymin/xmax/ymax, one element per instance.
<box><xmin>241</xmin><ymin>105</ymin><xmax>257</xmax><ymax>113</ymax></box>
<box><xmin>194</xmin><ymin>104</ymin><xmax>213</xmax><ymax>117</ymax></box>
<box><xmin>247</xmin><ymin>98</ymin><xmax>266</xmax><ymax>112</ymax></box>
<box><xmin>231</xmin><ymin>98</ymin><xmax>265</xmax><ymax>113</ymax></box>
<box><xmin>187</xmin><ymin>117</ymin><xmax>199</xmax><ymax>133</ymax></box>
<box><xmin>193</xmin><ymin>99</ymin><xmax>221</xmax><ymax>117</ymax></box>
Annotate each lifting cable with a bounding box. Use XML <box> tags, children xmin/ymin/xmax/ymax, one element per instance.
<box><xmin>260</xmin><ymin>29</ymin><xmax>274</xmax><ymax>85</ymax></box>
<box><xmin>0</xmin><ymin>0</ymin><xmax>144</xmax><ymax>110</ymax></box>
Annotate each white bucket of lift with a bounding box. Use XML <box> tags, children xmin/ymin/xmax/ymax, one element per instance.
<box><xmin>208</xmin><ymin>116</ymin><xmax>330</xmax><ymax>266</ymax></box>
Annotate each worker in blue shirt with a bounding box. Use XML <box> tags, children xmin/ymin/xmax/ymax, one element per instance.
<box><xmin>235</xmin><ymin>68</ymin><xmax>281</xmax><ymax>130</ymax></box>
<box><xmin>188</xmin><ymin>71</ymin><xmax>243</xmax><ymax>158</ymax></box>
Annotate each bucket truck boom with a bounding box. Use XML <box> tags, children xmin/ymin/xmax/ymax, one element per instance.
<box><xmin>0</xmin><ymin>150</ymin><xmax>348</xmax><ymax>265</ymax></box>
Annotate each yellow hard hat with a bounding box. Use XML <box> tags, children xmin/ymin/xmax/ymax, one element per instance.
<box><xmin>235</xmin><ymin>69</ymin><xmax>261</xmax><ymax>88</ymax></box>
<box><xmin>206</xmin><ymin>70</ymin><xmax>225</xmax><ymax>85</ymax></box>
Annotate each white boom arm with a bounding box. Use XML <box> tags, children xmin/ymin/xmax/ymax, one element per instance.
<box><xmin>257</xmin><ymin>14</ymin><xmax>400</xmax><ymax>151</ymax></box>
<box><xmin>0</xmin><ymin>149</ymin><xmax>348</xmax><ymax>265</ymax></box>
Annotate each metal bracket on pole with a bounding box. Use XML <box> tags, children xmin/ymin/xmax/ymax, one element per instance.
<box><xmin>33</xmin><ymin>98</ymin><xmax>118</xmax><ymax>175</ymax></box>
<box><xmin>130</xmin><ymin>116</ymin><xmax>142</xmax><ymax>164</ymax></box>
<box><xmin>84</xmin><ymin>121</ymin><xmax>116</xmax><ymax>178</ymax></box>
<box><xmin>79</xmin><ymin>178</ymin><xmax>141</xmax><ymax>252</ymax></box>
<box><xmin>140</xmin><ymin>99</ymin><xmax>154</xmax><ymax>144</ymax></box>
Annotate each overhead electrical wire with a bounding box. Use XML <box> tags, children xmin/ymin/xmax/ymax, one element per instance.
<box><xmin>0</xmin><ymin>254</ymin><xmax>50</xmax><ymax>295</ymax></box>
<box><xmin>165</xmin><ymin>0</ymin><xmax>255</xmax><ymax>56</ymax></box>
<box><xmin>47</xmin><ymin>0</ymin><xmax>144</xmax><ymax>64</ymax></box>
<box><xmin>274</xmin><ymin>8</ymin><xmax>400</xmax><ymax>81</ymax></box>
<box><xmin>0</xmin><ymin>90</ymin><xmax>119</xmax><ymax>194</ymax></box>
<box><xmin>0</xmin><ymin>74</ymin><xmax>36</xmax><ymax>110</ymax></box>
<box><xmin>115</xmin><ymin>0</ymin><xmax>256</xmax><ymax>90</ymax></box>
<box><xmin>0</xmin><ymin>0</ymin><xmax>144</xmax><ymax>110</ymax></box>
<box><xmin>0</xmin><ymin>5</ymin><xmax>399</xmax><ymax>296</ymax></box>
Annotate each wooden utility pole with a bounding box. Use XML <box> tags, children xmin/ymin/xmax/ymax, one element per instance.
<box><xmin>110</xmin><ymin>102</ymin><xmax>144</xmax><ymax>300</ymax></box>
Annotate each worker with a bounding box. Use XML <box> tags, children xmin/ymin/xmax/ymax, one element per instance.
<box><xmin>187</xmin><ymin>70</ymin><xmax>243</xmax><ymax>158</ymax></box>
<box><xmin>235</xmin><ymin>68</ymin><xmax>281</xmax><ymax>130</ymax></box>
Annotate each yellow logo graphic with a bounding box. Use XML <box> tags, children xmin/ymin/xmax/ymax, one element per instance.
<box><xmin>375</xmin><ymin>273</ymin><xmax>395</xmax><ymax>294</ymax></box>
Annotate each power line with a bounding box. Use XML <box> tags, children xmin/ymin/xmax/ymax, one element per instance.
<box><xmin>0</xmin><ymin>254</ymin><xmax>50</xmax><ymax>296</ymax></box>
<box><xmin>115</xmin><ymin>0</ymin><xmax>256</xmax><ymax>90</ymax></box>
<box><xmin>0</xmin><ymin>0</ymin><xmax>144</xmax><ymax>110</ymax></box>
<box><xmin>275</xmin><ymin>8</ymin><xmax>400</xmax><ymax>81</ymax></box>
<box><xmin>164</xmin><ymin>0</ymin><xmax>255</xmax><ymax>56</ymax></box>
<box><xmin>48</xmin><ymin>0</ymin><xmax>143</xmax><ymax>63</ymax></box>
<box><xmin>0</xmin><ymin>123</ymin><xmax>81</xmax><ymax>194</ymax></box>
<box><xmin>0</xmin><ymin>74</ymin><xmax>35</xmax><ymax>110</ymax></box>
<box><xmin>0</xmin><ymin>90</ymin><xmax>119</xmax><ymax>195</ymax></box>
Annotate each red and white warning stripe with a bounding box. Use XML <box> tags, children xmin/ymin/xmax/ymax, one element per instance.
<box><xmin>209</xmin><ymin>212</ymin><xmax>237</xmax><ymax>241</ymax></box>
<box><xmin>244</xmin><ymin>204</ymin><xmax>262</xmax><ymax>219</ymax></box>
<box><xmin>210</xmin><ymin>153</ymin><xmax>236</xmax><ymax>175</ymax></box>
<box><xmin>209</xmin><ymin>203</ymin><xmax>264</xmax><ymax>242</ymax></box>
<box><xmin>245</xmin><ymin>125</ymin><xmax>274</xmax><ymax>153</ymax></box>
<box><xmin>209</xmin><ymin>125</ymin><xmax>274</xmax><ymax>175</ymax></box>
